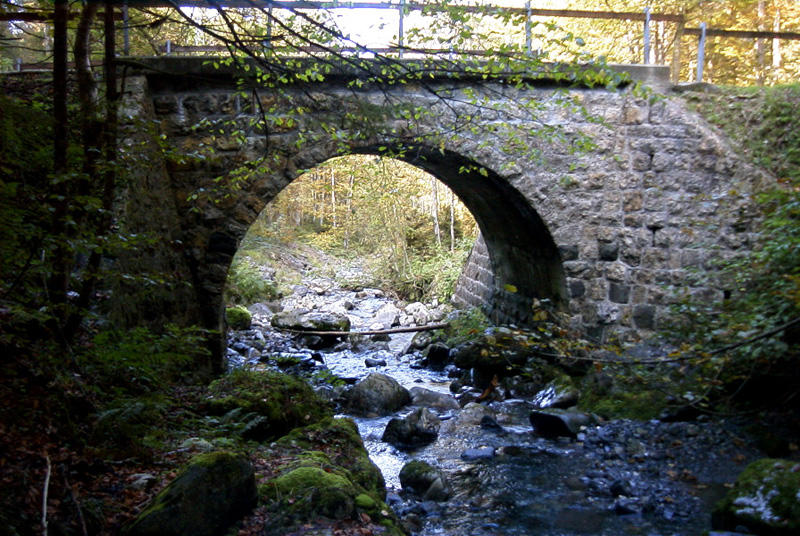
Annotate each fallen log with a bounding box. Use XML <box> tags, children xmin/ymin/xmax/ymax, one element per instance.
<box><xmin>272</xmin><ymin>322</ymin><xmax>449</xmax><ymax>337</ymax></box>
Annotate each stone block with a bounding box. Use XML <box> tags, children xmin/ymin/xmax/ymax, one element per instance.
<box><xmin>598</xmin><ymin>241</ymin><xmax>619</xmax><ymax>261</ymax></box>
<box><xmin>568</xmin><ymin>279</ymin><xmax>585</xmax><ymax>298</ymax></box>
<box><xmin>558</xmin><ymin>245</ymin><xmax>579</xmax><ymax>261</ymax></box>
<box><xmin>632</xmin><ymin>304</ymin><xmax>655</xmax><ymax>330</ymax></box>
<box><xmin>609</xmin><ymin>282</ymin><xmax>630</xmax><ymax>304</ymax></box>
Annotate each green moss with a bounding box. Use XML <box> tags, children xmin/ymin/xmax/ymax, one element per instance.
<box><xmin>263</xmin><ymin>466</ymin><xmax>356</xmax><ymax>520</ymax></box>
<box><xmin>205</xmin><ymin>369</ymin><xmax>332</xmax><ymax>442</ymax></box>
<box><xmin>713</xmin><ymin>458</ymin><xmax>800</xmax><ymax>535</ymax></box>
<box><xmin>355</xmin><ymin>493</ymin><xmax>377</xmax><ymax>510</ymax></box>
<box><xmin>225</xmin><ymin>306</ymin><xmax>252</xmax><ymax>330</ymax></box>
<box><xmin>584</xmin><ymin>390</ymin><xmax>666</xmax><ymax>420</ymax></box>
<box><xmin>277</xmin><ymin>417</ymin><xmax>385</xmax><ymax>496</ymax></box>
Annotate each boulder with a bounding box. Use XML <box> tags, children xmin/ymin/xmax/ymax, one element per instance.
<box><xmin>532</xmin><ymin>376</ymin><xmax>580</xmax><ymax>409</ymax></box>
<box><xmin>345</xmin><ymin>373</ymin><xmax>411</xmax><ymax>417</ymax></box>
<box><xmin>271</xmin><ymin>310</ymin><xmax>350</xmax><ymax>332</ymax></box>
<box><xmin>712</xmin><ymin>458</ymin><xmax>800</xmax><ymax>535</ymax></box>
<box><xmin>267</xmin><ymin>466</ymin><xmax>357</xmax><ymax>520</ymax></box>
<box><xmin>271</xmin><ymin>311</ymin><xmax>351</xmax><ymax>349</ymax></box>
<box><xmin>529</xmin><ymin>409</ymin><xmax>596</xmax><ymax>439</ymax></box>
<box><xmin>123</xmin><ymin>451</ymin><xmax>256</xmax><ymax>536</ymax></box>
<box><xmin>374</xmin><ymin>303</ymin><xmax>402</xmax><ymax>328</ymax></box>
<box><xmin>405</xmin><ymin>302</ymin><xmax>432</xmax><ymax>325</ymax></box>
<box><xmin>399</xmin><ymin>460</ymin><xmax>451</xmax><ymax>501</ymax></box>
<box><xmin>409</xmin><ymin>387</ymin><xmax>460</xmax><ymax>411</ymax></box>
<box><xmin>422</xmin><ymin>342</ymin><xmax>451</xmax><ymax>371</ymax></box>
<box><xmin>382</xmin><ymin>408</ymin><xmax>440</xmax><ymax>449</ymax></box>
<box><xmin>225</xmin><ymin>306</ymin><xmax>252</xmax><ymax>330</ymax></box>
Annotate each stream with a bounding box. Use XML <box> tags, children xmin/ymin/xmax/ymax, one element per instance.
<box><xmin>226</xmin><ymin>269</ymin><xmax>763</xmax><ymax>536</ymax></box>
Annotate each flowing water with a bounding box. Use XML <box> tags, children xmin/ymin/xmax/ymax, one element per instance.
<box><xmin>228</xmin><ymin>274</ymin><xmax>763</xmax><ymax>536</ymax></box>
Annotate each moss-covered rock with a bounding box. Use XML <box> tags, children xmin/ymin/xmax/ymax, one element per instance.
<box><xmin>261</xmin><ymin>417</ymin><xmax>405</xmax><ymax>534</ymax></box>
<box><xmin>123</xmin><ymin>451</ymin><xmax>256</xmax><ymax>536</ymax></box>
<box><xmin>713</xmin><ymin>458</ymin><xmax>800</xmax><ymax>535</ymax></box>
<box><xmin>399</xmin><ymin>460</ymin><xmax>451</xmax><ymax>501</ymax></box>
<box><xmin>205</xmin><ymin>369</ymin><xmax>332</xmax><ymax>442</ymax></box>
<box><xmin>276</xmin><ymin>417</ymin><xmax>385</xmax><ymax>496</ymax></box>
<box><xmin>225</xmin><ymin>305</ymin><xmax>252</xmax><ymax>330</ymax></box>
<box><xmin>265</xmin><ymin>465</ymin><xmax>357</xmax><ymax>520</ymax></box>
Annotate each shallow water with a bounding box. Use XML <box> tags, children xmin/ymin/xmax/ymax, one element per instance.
<box><xmin>231</xmin><ymin>279</ymin><xmax>762</xmax><ymax>536</ymax></box>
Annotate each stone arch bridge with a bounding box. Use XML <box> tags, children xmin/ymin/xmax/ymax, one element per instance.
<box><xmin>115</xmin><ymin>57</ymin><xmax>767</xmax><ymax>370</ymax></box>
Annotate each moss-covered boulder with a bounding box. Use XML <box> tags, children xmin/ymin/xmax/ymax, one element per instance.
<box><xmin>399</xmin><ymin>460</ymin><xmax>451</xmax><ymax>501</ymax></box>
<box><xmin>123</xmin><ymin>451</ymin><xmax>256</xmax><ymax>536</ymax></box>
<box><xmin>266</xmin><ymin>465</ymin><xmax>357</xmax><ymax>519</ymax></box>
<box><xmin>712</xmin><ymin>458</ymin><xmax>800</xmax><ymax>535</ymax></box>
<box><xmin>345</xmin><ymin>373</ymin><xmax>411</xmax><ymax>417</ymax></box>
<box><xmin>225</xmin><ymin>305</ymin><xmax>252</xmax><ymax>330</ymax></box>
<box><xmin>261</xmin><ymin>418</ymin><xmax>405</xmax><ymax>535</ymax></box>
<box><xmin>276</xmin><ymin>417</ymin><xmax>385</xmax><ymax>496</ymax></box>
<box><xmin>205</xmin><ymin>369</ymin><xmax>332</xmax><ymax>442</ymax></box>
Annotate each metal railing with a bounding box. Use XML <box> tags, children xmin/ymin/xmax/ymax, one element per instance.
<box><xmin>4</xmin><ymin>1</ymin><xmax>800</xmax><ymax>83</ymax></box>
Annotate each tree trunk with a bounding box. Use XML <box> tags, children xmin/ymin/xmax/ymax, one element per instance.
<box><xmin>756</xmin><ymin>0</ymin><xmax>766</xmax><ymax>85</ymax></box>
<box><xmin>66</xmin><ymin>1</ymin><xmax>119</xmax><ymax>337</ymax></box>
<box><xmin>431</xmin><ymin>177</ymin><xmax>441</xmax><ymax>247</ymax></box>
<box><xmin>330</xmin><ymin>168</ymin><xmax>336</xmax><ymax>229</ymax></box>
<box><xmin>48</xmin><ymin>0</ymin><xmax>69</xmax><ymax>327</ymax></box>
<box><xmin>449</xmin><ymin>190</ymin><xmax>455</xmax><ymax>253</ymax></box>
<box><xmin>773</xmin><ymin>8</ymin><xmax>781</xmax><ymax>71</ymax></box>
<box><xmin>344</xmin><ymin>173</ymin><xmax>354</xmax><ymax>249</ymax></box>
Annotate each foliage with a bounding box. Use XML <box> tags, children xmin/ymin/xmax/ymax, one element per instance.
<box><xmin>225</xmin><ymin>305</ymin><xmax>252</xmax><ymax>330</ymax></box>
<box><xmin>442</xmin><ymin>307</ymin><xmax>491</xmax><ymax>347</ymax></box>
<box><xmin>562</xmin><ymin>0</ymin><xmax>800</xmax><ymax>86</ymax></box>
<box><xmin>225</xmin><ymin>260</ymin><xmax>279</xmax><ymax>306</ymax></box>
<box><xmin>80</xmin><ymin>325</ymin><xmax>211</xmax><ymax>397</ymax></box>
<box><xmin>206</xmin><ymin>368</ymin><xmax>333</xmax><ymax>441</ymax></box>
<box><xmin>663</xmin><ymin>85</ymin><xmax>800</xmax><ymax>409</ymax></box>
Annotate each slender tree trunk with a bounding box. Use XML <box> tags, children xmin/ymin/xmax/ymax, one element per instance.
<box><xmin>431</xmin><ymin>178</ymin><xmax>441</xmax><ymax>247</ymax></box>
<box><xmin>773</xmin><ymin>9</ymin><xmax>781</xmax><ymax>71</ymax></box>
<box><xmin>74</xmin><ymin>3</ymin><xmax>101</xmax><ymax>195</ymax></box>
<box><xmin>330</xmin><ymin>168</ymin><xmax>336</xmax><ymax>229</ymax></box>
<box><xmin>344</xmin><ymin>173</ymin><xmax>354</xmax><ymax>249</ymax></box>
<box><xmin>756</xmin><ymin>0</ymin><xmax>766</xmax><ymax>86</ymax></box>
<box><xmin>449</xmin><ymin>190</ymin><xmax>455</xmax><ymax>253</ymax></box>
<box><xmin>66</xmin><ymin>1</ymin><xmax>119</xmax><ymax>337</ymax></box>
<box><xmin>48</xmin><ymin>0</ymin><xmax>69</xmax><ymax>326</ymax></box>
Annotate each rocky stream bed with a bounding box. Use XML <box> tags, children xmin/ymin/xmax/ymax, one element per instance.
<box><xmin>222</xmin><ymin>265</ymin><xmax>797</xmax><ymax>536</ymax></box>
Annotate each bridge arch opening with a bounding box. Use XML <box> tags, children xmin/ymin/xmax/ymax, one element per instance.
<box><xmin>223</xmin><ymin>145</ymin><xmax>567</xmax><ymax>329</ymax></box>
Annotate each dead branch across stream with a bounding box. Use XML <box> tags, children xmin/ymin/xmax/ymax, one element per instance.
<box><xmin>272</xmin><ymin>322</ymin><xmax>449</xmax><ymax>337</ymax></box>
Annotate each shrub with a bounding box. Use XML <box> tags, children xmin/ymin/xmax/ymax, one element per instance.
<box><xmin>225</xmin><ymin>305</ymin><xmax>252</xmax><ymax>330</ymax></box>
<box><xmin>79</xmin><ymin>325</ymin><xmax>210</xmax><ymax>396</ymax></box>
<box><xmin>224</xmin><ymin>260</ymin><xmax>279</xmax><ymax>305</ymax></box>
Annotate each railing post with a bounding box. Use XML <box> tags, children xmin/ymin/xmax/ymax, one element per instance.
<box><xmin>671</xmin><ymin>15</ymin><xmax>685</xmax><ymax>83</ymax></box>
<box><xmin>696</xmin><ymin>22</ymin><xmax>706</xmax><ymax>82</ymax></box>
<box><xmin>123</xmin><ymin>1</ymin><xmax>130</xmax><ymax>56</ymax></box>
<box><xmin>15</xmin><ymin>57</ymin><xmax>22</xmax><ymax>71</ymax></box>
<box><xmin>165</xmin><ymin>39</ymin><xmax>172</xmax><ymax>55</ymax></box>
<box><xmin>643</xmin><ymin>6</ymin><xmax>651</xmax><ymax>64</ymax></box>
<box><xmin>398</xmin><ymin>0</ymin><xmax>405</xmax><ymax>57</ymax></box>
<box><xmin>265</xmin><ymin>4</ymin><xmax>273</xmax><ymax>54</ymax></box>
<box><xmin>525</xmin><ymin>0</ymin><xmax>532</xmax><ymax>56</ymax></box>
